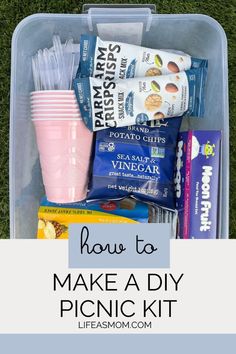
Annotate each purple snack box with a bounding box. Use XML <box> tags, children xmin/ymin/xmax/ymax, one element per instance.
<box><xmin>175</xmin><ymin>130</ymin><xmax>221</xmax><ymax>239</ymax></box>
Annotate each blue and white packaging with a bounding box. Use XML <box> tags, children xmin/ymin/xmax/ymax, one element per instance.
<box><xmin>74</xmin><ymin>67</ymin><xmax>207</xmax><ymax>132</ymax></box>
<box><xmin>88</xmin><ymin>118</ymin><xmax>182</xmax><ymax>209</ymax></box>
<box><xmin>77</xmin><ymin>34</ymin><xmax>207</xmax><ymax>79</ymax></box>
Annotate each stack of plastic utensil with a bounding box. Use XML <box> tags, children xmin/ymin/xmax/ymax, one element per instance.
<box><xmin>32</xmin><ymin>35</ymin><xmax>75</xmax><ymax>90</ymax></box>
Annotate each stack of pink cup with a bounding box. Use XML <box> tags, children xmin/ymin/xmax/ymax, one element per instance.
<box><xmin>31</xmin><ymin>90</ymin><xmax>93</xmax><ymax>203</ymax></box>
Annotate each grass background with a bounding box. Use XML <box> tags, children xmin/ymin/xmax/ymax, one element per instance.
<box><xmin>0</xmin><ymin>0</ymin><xmax>235</xmax><ymax>238</ymax></box>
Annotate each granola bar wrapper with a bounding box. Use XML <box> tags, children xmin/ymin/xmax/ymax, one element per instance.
<box><xmin>77</xmin><ymin>34</ymin><xmax>207</xmax><ymax>79</ymax></box>
<box><xmin>73</xmin><ymin>67</ymin><xmax>207</xmax><ymax>132</ymax></box>
<box><xmin>37</xmin><ymin>197</ymin><xmax>177</xmax><ymax>239</ymax></box>
<box><xmin>37</xmin><ymin>197</ymin><xmax>151</xmax><ymax>239</ymax></box>
<box><xmin>175</xmin><ymin>130</ymin><xmax>221</xmax><ymax>239</ymax></box>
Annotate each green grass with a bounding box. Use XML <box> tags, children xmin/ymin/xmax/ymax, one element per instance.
<box><xmin>0</xmin><ymin>0</ymin><xmax>235</xmax><ymax>238</ymax></box>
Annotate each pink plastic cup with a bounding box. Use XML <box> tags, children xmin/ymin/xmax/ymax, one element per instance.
<box><xmin>32</xmin><ymin>112</ymin><xmax>81</xmax><ymax>119</ymax></box>
<box><xmin>31</xmin><ymin>91</ymin><xmax>81</xmax><ymax>119</ymax></box>
<box><xmin>31</xmin><ymin>101</ymin><xmax>78</xmax><ymax>108</ymax></box>
<box><xmin>31</xmin><ymin>90</ymin><xmax>78</xmax><ymax>105</ymax></box>
<box><xmin>31</xmin><ymin>103</ymin><xmax>80</xmax><ymax>110</ymax></box>
<box><xmin>31</xmin><ymin>90</ymin><xmax>93</xmax><ymax>203</ymax></box>
<box><xmin>33</xmin><ymin>120</ymin><xmax>93</xmax><ymax>203</ymax></box>
<box><xmin>30</xmin><ymin>94</ymin><xmax>76</xmax><ymax>101</ymax></box>
<box><xmin>31</xmin><ymin>90</ymin><xmax>75</xmax><ymax>96</ymax></box>
<box><xmin>31</xmin><ymin>90</ymin><xmax>75</xmax><ymax>97</ymax></box>
<box><xmin>32</xmin><ymin>98</ymin><xmax>77</xmax><ymax>103</ymax></box>
<box><xmin>32</xmin><ymin>106</ymin><xmax>80</xmax><ymax>114</ymax></box>
<box><xmin>32</xmin><ymin>110</ymin><xmax>80</xmax><ymax>114</ymax></box>
<box><xmin>31</xmin><ymin>90</ymin><xmax>76</xmax><ymax>100</ymax></box>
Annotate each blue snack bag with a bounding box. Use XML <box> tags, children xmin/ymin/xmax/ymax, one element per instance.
<box><xmin>74</xmin><ymin>67</ymin><xmax>207</xmax><ymax>132</ymax></box>
<box><xmin>77</xmin><ymin>34</ymin><xmax>207</xmax><ymax>79</ymax></box>
<box><xmin>88</xmin><ymin>117</ymin><xmax>182</xmax><ymax>209</ymax></box>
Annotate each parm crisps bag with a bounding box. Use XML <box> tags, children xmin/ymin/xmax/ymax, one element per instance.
<box><xmin>77</xmin><ymin>34</ymin><xmax>207</xmax><ymax>79</ymax></box>
<box><xmin>74</xmin><ymin>67</ymin><xmax>207</xmax><ymax>132</ymax></box>
<box><xmin>88</xmin><ymin>117</ymin><xmax>182</xmax><ymax>209</ymax></box>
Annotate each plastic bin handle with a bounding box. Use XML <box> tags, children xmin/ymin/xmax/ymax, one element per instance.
<box><xmin>83</xmin><ymin>4</ymin><xmax>156</xmax><ymax>13</ymax></box>
<box><xmin>83</xmin><ymin>6</ymin><xmax>155</xmax><ymax>32</ymax></box>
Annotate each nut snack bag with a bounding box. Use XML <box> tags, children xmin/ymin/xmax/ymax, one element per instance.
<box><xmin>37</xmin><ymin>197</ymin><xmax>153</xmax><ymax>239</ymax></box>
<box><xmin>77</xmin><ymin>34</ymin><xmax>207</xmax><ymax>79</ymax></box>
<box><xmin>88</xmin><ymin>118</ymin><xmax>182</xmax><ymax>209</ymax></box>
<box><xmin>74</xmin><ymin>67</ymin><xmax>207</xmax><ymax>132</ymax></box>
<box><xmin>175</xmin><ymin>130</ymin><xmax>221</xmax><ymax>239</ymax></box>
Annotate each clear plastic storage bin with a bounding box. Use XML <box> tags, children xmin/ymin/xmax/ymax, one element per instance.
<box><xmin>10</xmin><ymin>7</ymin><xmax>229</xmax><ymax>238</ymax></box>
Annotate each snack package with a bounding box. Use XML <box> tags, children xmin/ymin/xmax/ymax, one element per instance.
<box><xmin>77</xmin><ymin>34</ymin><xmax>207</xmax><ymax>79</ymax></box>
<box><xmin>74</xmin><ymin>67</ymin><xmax>207</xmax><ymax>132</ymax></box>
<box><xmin>175</xmin><ymin>130</ymin><xmax>221</xmax><ymax>239</ymax></box>
<box><xmin>88</xmin><ymin>118</ymin><xmax>182</xmax><ymax>209</ymax></box>
<box><xmin>37</xmin><ymin>197</ymin><xmax>150</xmax><ymax>239</ymax></box>
<box><xmin>37</xmin><ymin>197</ymin><xmax>177</xmax><ymax>239</ymax></box>
<box><xmin>38</xmin><ymin>197</ymin><xmax>154</xmax><ymax>239</ymax></box>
